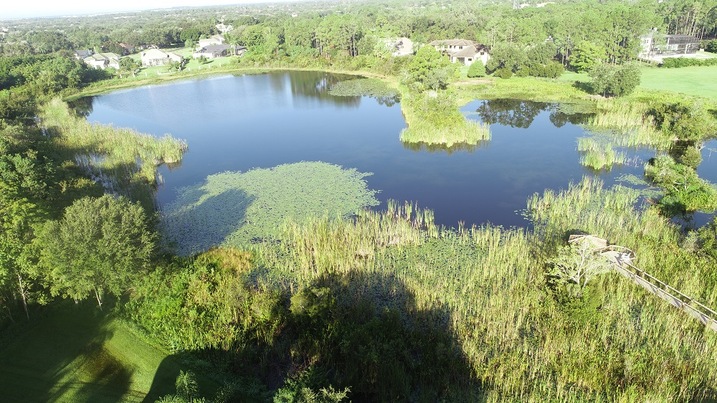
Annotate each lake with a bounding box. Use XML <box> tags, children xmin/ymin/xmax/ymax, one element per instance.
<box><xmin>85</xmin><ymin>71</ymin><xmax>652</xmax><ymax>229</ymax></box>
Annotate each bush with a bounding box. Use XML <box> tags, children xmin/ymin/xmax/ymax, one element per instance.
<box><xmin>494</xmin><ymin>67</ymin><xmax>513</xmax><ymax>79</ymax></box>
<box><xmin>466</xmin><ymin>61</ymin><xmax>486</xmax><ymax>78</ymax></box>
<box><xmin>705</xmin><ymin>39</ymin><xmax>717</xmax><ymax>54</ymax></box>
<box><xmin>645</xmin><ymin>155</ymin><xmax>717</xmax><ymax>213</ymax></box>
<box><xmin>588</xmin><ymin>63</ymin><xmax>640</xmax><ymax>97</ymax></box>
<box><xmin>661</xmin><ymin>57</ymin><xmax>717</xmax><ymax>68</ymax></box>
<box><xmin>530</xmin><ymin>61</ymin><xmax>564</xmax><ymax>78</ymax></box>
<box><xmin>515</xmin><ymin>66</ymin><xmax>530</xmax><ymax>77</ymax></box>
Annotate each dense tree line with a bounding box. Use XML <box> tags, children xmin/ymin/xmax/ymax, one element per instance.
<box><xmin>3</xmin><ymin>0</ymin><xmax>710</xmax><ymax>67</ymax></box>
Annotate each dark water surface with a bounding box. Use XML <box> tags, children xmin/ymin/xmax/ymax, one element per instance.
<box><xmin>85</xmin><ymin>71</ymin><xmax>650</xmax><ymax>228</ymax></box>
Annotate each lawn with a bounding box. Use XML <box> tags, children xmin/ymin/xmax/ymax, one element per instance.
<box><xmin>639</xmin><ymin>65</ymin><xmax>717</xmax><ymax>101</ymax></box>
<box><xmin>559</xmin><ymin>66</ymin><xmax>717</xmax><ymax>101</ymax></box>
<box><xmin>125</xmin><ymin>46</ymin><xmax>239</xmax><ymax>79</ymax></box>
<box><xmin>0</xmin><ymin>302</ymin><xmax>217</xmax><ymax>402</ymax></box>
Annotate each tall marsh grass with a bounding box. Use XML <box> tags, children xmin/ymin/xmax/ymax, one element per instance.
<box><xmin>40</xmin><ymin>98</ymin><xmax>187</xmax><ymax>202</ymax></box>
<box><xmin>249</xmin><ymin>176</ymin><xmax>717</xmax><ymax>400</ymax></box>
<box><xmin>577</xmin><ymin>137</ymin><xmax>627</xmax><ymax>170</ymax></box>
<box><xmin>399</xmin><ymin>90</ymin><xmax>491</xmax><ymax>147</ymax></box>
<box><xmin>587</xmin><ymin>100</ymin><xmax>673</xmax><ymax>149</ymax></box>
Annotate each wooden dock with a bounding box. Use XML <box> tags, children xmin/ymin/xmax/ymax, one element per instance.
<box><xmin>568</xmin><ymin>234</ymin><xmax>717</xmax><ymax>332</ymax></box>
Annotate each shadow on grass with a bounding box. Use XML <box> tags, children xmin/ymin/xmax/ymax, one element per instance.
<box><xmin>0</xmin><ymin>301</ymin><xmax>132</xmax><ymax>403</ymax></box>
<box><xmin>572</xmin><ymin>80</ymin><xmax>593</xmax><ymax>94</ymax></box>
<box><xmin>217</xmin><ymin>270</ymin><xmax>487</xmax><ymax>401</ymax></box>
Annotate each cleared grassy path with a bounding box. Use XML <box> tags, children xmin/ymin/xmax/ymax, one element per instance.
<box><xmin>0</xmin><ymin>301</ymin><xmax>214</xmax><ymax>402</ymax></box>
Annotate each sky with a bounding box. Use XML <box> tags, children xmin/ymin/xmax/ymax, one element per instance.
<box><xmin>3</xmin><ymin>0</ymin><xmax>292</xmax><ymax>20</ymax></box>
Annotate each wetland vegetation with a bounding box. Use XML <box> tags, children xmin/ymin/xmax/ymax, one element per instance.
<box><xmin>2</xmin><ymin>0</ymin><xmax>717</xmax><ymax>401</ymax></box>
<box><xmin>162</xmin><ymin>162</ymin><xmax>379</xmax><ymax>255</ymax></box>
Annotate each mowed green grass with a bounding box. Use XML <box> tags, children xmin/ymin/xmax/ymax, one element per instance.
<box><xmin>127</xmin><ymin>47</ymin><xmax>238</xmax><ymax>79</ymax></box>
<box><xmin>0</xmin><ymin>302</ymin><xmax>205</xmax><ymax>402</ymax></box>
<box><xmin>559</xmin><ymin>65</ymin><xmax>717</xmax><ymax>101</ymax></box>
<box><xmin>639</xmin><ymin>65</ymin><xmax>717</xmax><ymax>101</ymax></box>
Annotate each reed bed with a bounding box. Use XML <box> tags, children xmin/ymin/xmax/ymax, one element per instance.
<box><xmin>587</xmin><ymin>100</ymin><xmax>673</xmax><ymax>149</ymax></box>
<box><xmin>39</xmin><ymin>98</ymin><xmax>187</xmax><ymax>200</ymax></box>
<box><xmin>399</xmin><ymin>119</ymin><xmax>491</xmax><ymax>147</ymax></box>
<box><xmin>577</xmin><ymin>137</ymin><xmax>627</xmax><ymax>170</ymax></box>
<box><xmin>250</xmin><ymin>176</ymin><xmax>717</xmax><ymax>400</ymax></box>
<box><xmin>399</xmin><ymin>90</ymin><xmax>491</xmax><ymax>147</ymax></box>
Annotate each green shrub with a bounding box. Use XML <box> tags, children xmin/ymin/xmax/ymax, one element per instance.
<box><xmin>705</xmin><ymin>39</ymin><xmax>717</xmax><ymax>53</ymax></box>
<box><xmin>466</xmin><ymin>61</ymin><xmax>486</xmax><ymax>78</ymax></box>
<box><xmin>494</xmin><ymin>67</ymin><xmax>513</xmax><ymax>79</ymax></box>
<box><xmin>515</xmin><ymin>66</ymin><xmax>530</xmax><ymax>77</ymax></box>
<box><xmin>660</xmin><ymin>57</ymin><xmax>717</xmax><ymax>68</ymax></box>
<box><xmin>645</xmin><ymin>155</ymin><xmax>717</xmax><ymax>213</ymax></box>
<box><xmin>588</xmin><ymin>63</ymin><xmax>640</xmax><ymax>97</ymax></box>
<box><xmin>543</xmin><ymin>61</ymin><xmax>565</xmax><ymax>78</ymax></box>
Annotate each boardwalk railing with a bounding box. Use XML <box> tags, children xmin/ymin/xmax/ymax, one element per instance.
<box><xmin>569</xmin><ymin>234</ymin><xmax>717</xmax><ymax>332</ymax></box>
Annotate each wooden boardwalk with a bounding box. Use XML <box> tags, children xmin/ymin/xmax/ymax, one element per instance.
<box><xmin>569</xmin><ymin>235</ymin><xmax>717</xmax><ymax>332</ymax></box>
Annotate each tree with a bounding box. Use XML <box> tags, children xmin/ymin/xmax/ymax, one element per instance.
<box><xmin>119</xmin><ymin>57</ymin><xmax>140</xmax><ymax>78</ymax></box>
<box><xmin>588</xmin><ymin>63</ymin><xmax>640</xmax><ymax>97</ymax></box>
<box><xmin>405</xmin><ymin>46</ymin><xmax>451</xmax><ymax>92</ymax></box>
<box><xmin>175</xmin><ymin>370</ymin><xmax>199</xmax><ymax>401</ymax></box>
<box><xmin>0</xmin><ymin>191</ymin><xmax>44</xmax><ymax>320</ymax></box>
<box><xmin>37</xmin><ymin>195</ymin><xmax>155</xmax><ymax>309</ymax></box>
<box><xmin>548</xmin><ymin>242</ymin><xmax>613</xmax><ymax>299</ymax></box>
<box><xmin>570</xmin><ymin>41</ymin><xmax>606</xmax><ymax>73</ymax></box>
<box><xmin>485</xmin><ymin>43</ymin><xmax>527</xmax><ymax>75</ymax></box>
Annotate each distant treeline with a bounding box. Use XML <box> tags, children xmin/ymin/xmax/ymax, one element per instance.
<box><xmin>1</xmin><ymin>0</ymin><xmax>715</xmax><ymax>69</ymax></box>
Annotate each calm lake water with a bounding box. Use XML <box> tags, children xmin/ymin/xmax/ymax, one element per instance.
<box><xmin>85</xmin><ymin>71</ymin><xmax>653</xmax><ymax>229</ymax></box>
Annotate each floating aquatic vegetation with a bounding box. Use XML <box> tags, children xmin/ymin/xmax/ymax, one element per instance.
<box><xmin>161</xmin><ymin>161</ymin><xmax>379</xmax><ymax>255</ymax></box>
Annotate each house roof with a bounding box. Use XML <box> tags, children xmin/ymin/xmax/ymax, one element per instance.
<box><xmin>198</xmin><ymin>44</ymin><xmax>231</xmax><ymax>53</ymax></box>
<box><xmin>142</xmin><ymin>48</ymin><xmax>170</xmax><ymax>59</ymax></box>
<box><xmin>75</xmin><ymin>49</ymin><xmax>92</xmax><ymax>58</ymax></box>
<box><xmin>430</xmin><ymin>39</ymin><xmax>476</xmax><ymax>47</ymax></box>
<box><xmin>100</xmin><ymin>52</ymin><xmax>120</xmax><ymax>60</ymax></box>
<box><xmin>449</xmin><ymin>44</ymin><xmax>489</xmax><ymax>58</ymax></box>
<box><xmin>84</xmin><ymin>53</ymin><xmax>120</xmax><ymax>62</ymax></box>
<box><xmin>451</xmin><ymin>46</ymin><xmax>480</xmax><ymax>58</ymax></box>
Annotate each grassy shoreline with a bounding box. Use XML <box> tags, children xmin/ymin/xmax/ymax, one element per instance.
<box><xmin>40</xmin><ymin>98</ymin><xmax>187</xmax><ymax>208</ymax></box>
<box><xmin>66</xmin><ymin>59</ymin><xmax>717</xmax><ymax>172</ymax></box>
<box><xmin>67</xmin><ymin>64</ymin><xmax>390</xmax><ymax>100</ymax></box>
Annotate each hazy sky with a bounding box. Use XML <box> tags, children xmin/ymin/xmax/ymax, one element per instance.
<box><xmin>3</xmin><ymin>0</ymin><xmax>289</xmax><ymax>20</ymax></box>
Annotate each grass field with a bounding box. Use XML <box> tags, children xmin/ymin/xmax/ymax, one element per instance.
<box><xmin>0</xmin><ymin>302</ymin><xmax>216</xmax><ymax>402</ymax></box>
<box><xmin>559</xmin><ymin>66</ymin><xmax>717</xmax><ymax>102</ymax></box>
<box><xmin>639</xmin><ymin>65</ymin><xmax>717</xmax><ymax>101</ymax></box>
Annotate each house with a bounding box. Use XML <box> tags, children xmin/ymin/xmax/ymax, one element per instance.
<box><xmin>140</xmin><ymin>49</ymin><xmax>183</xmax><ymax>67</ymax></box>
<box><xmin>193</xmin><ymin>44</ymin><xmax>246</xmax><ymax>59</ymax></box>
<box><xmin>639</xmin><ymin>32</ymin><xmax>700</xmax><ymax>60</ymax></box>
<box><xmin>430</xmin><ymin>39</ymin><xmax>490</xmax><ymax>66</ymax></box>
<box><xmin>118</xmin><ymin>43</ymin><xmax>136</xmax><ymax>55</ymax></box>
<box><xmin>193</xmin><ymin>44</ymin><xmax>231</xmax><ymax>59</ymax></box>
<box><xmin>83</xmin><ymin>53</ymin><xmax>120</xmax><ymax>69</ymax></box>
<box><xmin>197</xmin><ymin>35</ymin><xmax>225</xmax><ymax>49</ymax></box>
<box><xmin>384</xmin><ymin>37</ymin><xmax>414</xmax><ymax>57</ymax></box>
<box><xmin>74</xmin><ymin>49</ymin><xmax>93</xmax><ymax>60</ymax></box>
<box><xmin>215</xmin><ymin>23</ymin><xmax>233</xmax><ymax>34</ymax></box>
